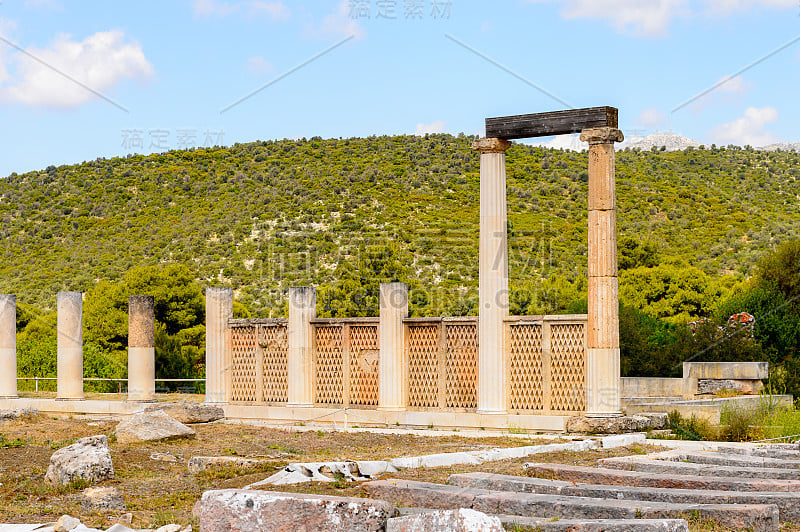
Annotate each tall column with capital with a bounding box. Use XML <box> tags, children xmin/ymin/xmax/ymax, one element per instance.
<box><xmin>472</xmin><ymin>137</ymin><xmax>511</xmax><ymax>414</ymax></box>
<box><xmin>580</xmin><ymin>127</ymin><xmax>624</xmax><ymax>416</ymax></box>
<box><xmin>0</xmin><ymin>295</ymin><xmax>17</xmax><ymax>399</ymax></box>
<box><xmin>57</xmin><ymin>291</ymin><xmax>84</xmax><ymax>400</ymax></box>
<box><xmin>205</xmin><ymin>287</ymin><xmax>233</xmax><ymax>403</ymax></box>
<box><xmin>128</xmin><ymin>295</ymin><xmax>156</xmax><ymax>401</ymax></box>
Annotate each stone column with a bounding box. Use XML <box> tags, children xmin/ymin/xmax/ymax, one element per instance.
<box><xmin>287</xmin><ymin>287</ymin><xmax>316</xmax><ymax>407</ymax></box>
<box><xmin>57</xmin><ymin>291</ymin><xmax>84</xmax><ymax>400</ymax></box>
<box><xmin>378</xmin><ymin>282</ymin><xmax>408</xmax><ymax>411</ymax></box>
<box><xmin>580</xmin><ymin>127</ymin><xmax>624</xmax><ymax>417</ymax></box>
<box><xmin>0</xmin><ymin>295</ymin><xmax>17</xmax><ymax>399</ymax></box>
<box><xmin>128</xmin><ymin>295</ymin><xmax>155</xmax><ymax>401</ymax></box>
<box><xmin>205</xmin><ymin>287</ymin><xmax>233</xmax><ymax>403</ymax></box>
<box><xmin>472</xmin><ymin>137</ymin><xmax>512</xmax><ymax>415</ymax></box>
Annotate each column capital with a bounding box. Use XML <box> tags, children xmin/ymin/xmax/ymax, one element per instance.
<box><xmin>471</xmin><ymin>137</ymin><xmax>512</xmax><ymax>153</ymax></box>
<box><xmin>580</xmin><ymin>127</ymin><xmax>624</xmax><ymax>145</ymax></box>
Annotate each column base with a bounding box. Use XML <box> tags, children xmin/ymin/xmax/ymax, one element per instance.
<box><xmin>476</xmin><ymin>409</ymin><xmax>507</xmax><ymax>415</ymax></box>
<box><xmin>377</xmin><ymin>406</ymin><xmax>406</xmax><ymax>413</ymax></box>
<box><xmin>55</xmin><ymin>397</ymin><xmax>85</xmax><ymax>401</ymax></box>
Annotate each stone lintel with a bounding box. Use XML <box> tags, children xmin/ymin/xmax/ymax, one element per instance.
<box><xmin>471</xmin><ymin>138</ymin><xmax>512</xmax><ymax>154</ymax></box>
<box><xmin>580</xmin><ymin>127</ymin><xmax>624</xmax><ymax>145</ymax></box>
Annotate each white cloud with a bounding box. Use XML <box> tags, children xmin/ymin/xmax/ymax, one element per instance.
<box><xmin>636</xmin><ymin>107</ymin><xmax>667</xmax><ymax>129</ymax></box>
<box><xmin>0</xmin><ymin>30</ymin><xmax>154</xmax><ymax>109</ymax></box>
<box><xmin>415</xmin><ymin>120</ymin><xmax>446</xmax><ymax>136</ymax></box>
<box><xmin>192</xmin><ymin>0</ymin><xmax>289</xmax><ymax>21</ymax></box>
<box><xmin>247</xmin><ymin>55</ymin><xmax>274</xmax><ymax>75</ymax></box>
<box><xmin>710</xmin><ymin>106</ymin><xmax>778</xmax><ymax>146</ymax></box>
<box><xmin>527</xmin><ymin>134</ymin><xmax>585</xmax><ymax>151</ymax></box>
<box><xmin>532</xmin><ymin>0</ymin><xmax>794</xmax><ymax>37</ymax></box>
<box><xmin>319</xmin><ymin>1</ymin><xmax>365</xmax><ymax>39</ymax></box>
<box><xmin>715</xmin><ymin>74</ymin><xmax>750</xmax><ymax>94</ymax></box>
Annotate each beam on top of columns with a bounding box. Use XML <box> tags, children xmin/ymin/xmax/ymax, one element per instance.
<box><xmin>485</xmin><ymin>106</ymin><xmax>618</xmax><ymax>139</ymax></box>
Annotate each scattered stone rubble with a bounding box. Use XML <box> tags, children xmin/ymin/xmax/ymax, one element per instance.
<box><xmin>0</xmin><ymin>408</ymin><xmax>39</xmax><ymax>421</ymax></box>
<box><xmin>45</xmin><ymin>435</ymin><xmax>114</xmax><ymax>486</ymax></box>
<box><xmin>114</xmin><ymin>410</ymin><xmax>195</xmax><ymax>444</ymax></box>
<box><xmin>143</xmin><ymin>403</ymin><xmax>224</xmax><ymax>424</ymax></box>
<box><xmin>81</xmin><ymin>487</ymin><xmax>126</xmax><ymax>513</ymax></box>
<box><xmin>18</xmin><ymin>515</ymin><xmax>192</xmax><ymax>532</ymax></box>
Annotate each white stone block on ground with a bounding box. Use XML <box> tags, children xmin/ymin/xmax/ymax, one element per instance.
<box><xmin>601</xmin><ymin>433</ymin><xmax>646</xmax><ymax>449</ymax></box>
<box><xmin>81</xmin><ymin>486</ymin><xmax>126</xmax><ymax>512</ymax></box>
<box><xmin>45</xmin><ymin>436</ymin><xmax>114</xmax><ymax>486</ymax></box>
<box><xmin>187</xmin><ymin>456</ymin><xmax>263</xmax><ymax>474</ymax></box>
<box><xmin>387</xmin><ymin>509</ymin><xmax>503</xmax><ymax>531</ymax></box>
<box><xmin>115</xmin><ymin>410</ymin><xmax>195</xmax><ymax>444</ymax></box>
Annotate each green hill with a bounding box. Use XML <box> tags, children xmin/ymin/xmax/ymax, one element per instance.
<box><xmin>1</xmin><ymin>134</ymin><xmax>799</xmax><ymax>318</ymax></box>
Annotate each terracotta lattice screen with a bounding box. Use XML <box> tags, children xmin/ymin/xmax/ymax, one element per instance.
<box><xmin>229</xmin><ymin>319</ymin><xmax>289</xmax><ymax>404</ymax></box>
<box><xmin>312</xmin><ymin>319</ymin><xmax>380</xmax><ymax>407</ymax></box>
<box><xmin>507</xmin><ymin>316</ymin><xmax>587</xmax><ymax>413</ymax></box>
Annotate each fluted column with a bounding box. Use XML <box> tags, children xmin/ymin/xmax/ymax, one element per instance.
<box><xmin>472</xmin><ymin>137</ymin><xmax>512</xmax><ymax>414</ymax></box>
<box><xmin>57</xmin><ymin>291</ymin><xmax>84</xmax><ymax>400</ymax></box>
<box><xmin>0</xmin><ymin>295</ymin><xmax>17</xmax><ymax>398</ymax></box>
<box><xmin>287</xmin><ymin>287</ymin><xmax>316</xmax><ymax>407</ymax></box>
<box><xmin>128</xmin><ymin>295</ymin><xmax>155</xmax><ymax>401</ymax></box>
<box><xmin>580</xmin><ymin>127</ymin><xmax>624</xmax><ymax>417</ymax></box>
<box><xmin>205</xmin><ymin>287</ymin><xmax>233</xmax><ymax>403</ymax></box>
<box><xmin>378</xmin><ymin>282</ymin><xmax>408</xmax><ymax>411</ymax></box>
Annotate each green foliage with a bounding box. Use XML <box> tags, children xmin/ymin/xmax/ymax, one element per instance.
<box><xmin>619</xmin><ymin>264</ymin><xmax>731</xmax><ymax>324</ymax></box>
<box><xmin>618</xmin><ymin>236</ymin><xmax>660</xmax><ymax>270</ymax></box>
<box><xmin>619</xmin><ymin>305</ymin><xmax>679</xmax><ymax>377</ymax></box>
<box><xmin>755</xmin><ymin>239</ymin><xmax>800</xmax><ymax>305</ymax></box>
<box><xmin>0</xmin><ymin>435</ymin><xmax>25</xmax><ymax>448</ymax></box>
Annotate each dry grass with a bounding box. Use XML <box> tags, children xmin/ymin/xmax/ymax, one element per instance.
<box><xmin>0</xmin><ymin>415</ymin><xmax>569</xmax><ymax>529</ymax></box>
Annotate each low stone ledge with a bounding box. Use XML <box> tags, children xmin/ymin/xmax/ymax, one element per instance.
<box><xmin>386</xmin><ymin>509</ymin><xmax>503</xmax><ymax>531</ymax></box>
<box><xmin>523</xmin><ymin>462</ymin><xmax>800</xmax><ymax>492</ymax></box>
<box><xmin>193</xmin><ymin>489</ymin><xmax>395</xmax><ymax>532</ymax></box>
<box><xmin>566</xmin><ymin>413</ymin><xmax>668</xmax><ymax>434</ymax></box>
<box><xmin>599</xmin><ymin>455</ymin><xmax>800</xmax><ymax>480</ymax></box>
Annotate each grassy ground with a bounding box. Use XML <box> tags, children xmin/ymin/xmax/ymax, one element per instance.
<box><xmin>1</xmin><ymin>414</ymin><xmax>794</xmax><ymax>531</ymax></box>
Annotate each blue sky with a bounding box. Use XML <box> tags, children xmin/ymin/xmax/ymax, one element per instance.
<box><xmin>0</xmin><ymin>0</ymin><xmax>799</xmax><ymax>176</ymax></box>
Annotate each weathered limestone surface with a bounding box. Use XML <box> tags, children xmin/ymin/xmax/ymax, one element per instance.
<box><xmin>523</xmin><ymin>463</ymin><xmax>800</xmax><ymax>492</ymax></box>
<box><xmin>363</xmin><ymin>479</ymin><xmax>778</xmax><ymax>531</ymax></box>
<box><xmin>495</xmin><ymin>515</ymin><xmax>689</xmax><ymax>532</ymax></box>
<box><xmin>128</xmin><ymin>295</ymin><xmax>155</xmax><ymax>401</ymax></box>
<box><xmin>188</xmin><ymin>456</ymin><xmax>264</xmax><ymax>474</ymax></box>
<box><xmin>115</xmin><ymin>410</ymin><xmax>196</xmax><ymax>444</ymax></box>
<box><xmin>54</xmin><ymin>515</ymin><xmax>83</xmax><ymax>532</ymax></box>
<box><xmin>45</xmin><ymin>435</ymin><xmax>114</xmax><ymax>486</ymax></box>
<box><xmin>387</xmin><ymin>509</ymin><xmax>503</xmax><ymax>531</ymax></box>
<box><xmin>205</xmin><ymin>287</ymin><xmax>233</xmax><ymax>403</ymax></box>
<box><xmin>0</xmin><ymin>294</ymin><xmax>17</xmax><ymax>398</ymax></box>
<box><xmin>698</xmin><ymin>378</ymin><xmax>763</xmax><ymax>395</ymax></box>
<box><xmin>659</xmin><ymin>450</ymin><xmax>800</xmax><ymax>469</ymax></box>
<box><xmin>193</xmin><ymin>489</ymin><xmax>395</xmax><ymax>532</ymax></box>
<box><xmin>144</xmin><ymin>402</ymin><xmax>224</xmax><ymax>424</ymax></box>
<box><xmin>472</xmin><ymin>138</ymin><xmax>511</xmax><ymax>415</ymax></box>
<box><xmin>57</xmin><ymin>291</ymin><xmax>84</xmax><ymax>400</ymax></box>
<box><xmin>566</xmin><ymin>413</ymin><xmax>667</xmax><ymax>433</ymax></box>
<box><xmin>81</xmin><ymin>486</ymin><xmax>126</xmax><ymax>512</ymax></box>
<box><xmin>599</xmin><ymin>455</ymin><xmax>800</xmax><ymax>480</ymax></box>
<box><xmin>450</xmin><ymin>472</ymin><xmax>800</xmax><ymax>522</ymax></box>
<box><xmin>0</xmin><ymin>407</ymin><xmax>39</xmax><ymax>421</ymax></box>
<box><xmin>717</xmin><ymin>445</ymin><xmax>800</xmax><ymax>460</ymax></box>
<box><xmin>287</xmin><ymin>286</ymin><xmax>316</xmax><ymax>407</ymax></box>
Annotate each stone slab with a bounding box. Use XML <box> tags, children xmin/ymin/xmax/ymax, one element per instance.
<box><xmin>599</xmin><ymin>455</ymin><xmax>800</xmax><ymax>480</ymax></box>
<box><xmin>523</xmin><ymin>462</ymin><xmax>800</xmax><ymax>492</ymax></box>
<box><xmin>145</xmin><ymin>403</ymin><xmax>224</xmax><ymax>424</ymax></box>
<box><xmin>495</xmin><ymin>515</ymin><xmax>689</xmax><ymax>531</ymax></box>
<box><xmin>187</xmin><ymin>456</ymin><xmax>265</xmax><ymax>474</ymax></box>
<box><xmin>449</xmin><ymin>472</ymin><xmax>800</xmax><ymax>522</ymax></box>
<box><xmin>386</xmin><ymin>509</ymin><xmax>503</xmax><ymax>531</ymax></box>
<box><xmin>661</xmin><ymin>450</ymin><xmax>800</xmax><ymax>469</ymax></box>
<box><xmin>363</xmin><ymin>479</ymin><xmax>778</xmax><ymax>531</ymax></box>
<box><xmin>684</xmin><ymin>361</ymin><xmax>768</xmax><ymax>380</ymax></box>
<box><xmin>193</xmin><ymin>489</ymin><xmax>395</xmax><ymax>531</ymax></box>
<box><xmin>115</xmin><ymin>410</ymin><xmax>196</xmax><ymax>444</ymax></box>
<box><xmin>716</xmin><ymin>445</ymin><xmax>800</xmax><ymax>460</ymax></box>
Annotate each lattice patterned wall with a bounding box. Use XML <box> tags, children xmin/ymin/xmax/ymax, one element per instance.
<box><xmin>509</xmin><ymin>324</ymin><xmax>544</xmax><ymax>410</ymax></box>
<box><xmin>349</xmin><ymin>325</ymin><xmax>379</xmax><ymax>406</ymax></box>
<box><xmin>407</xmin><ymin>324</ymin><xmax>439</xmax><ymax>407</ymax></box>
<box><xmin>550</xmin><ymin>323</ymin><xmax>587</xmax><ymax>411</ymax></box>
<box><xmin>230</xmin><ymin>325</ymin><xmax>257</xmax><ymax>402</ymax></box>
<box><xmin>259</xmin><ymin>325</ymin><xmax>288</xmax><ymax>403</ymax></box>
<box><xmin>314</xmin><ymin>325</ymin><xmax>344</xmax><ymax>404</ymax></box>
<box><xmin>445</xmin><ymin>323</ymin><xmax>478</xmax><ymax>408</ymax></box>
